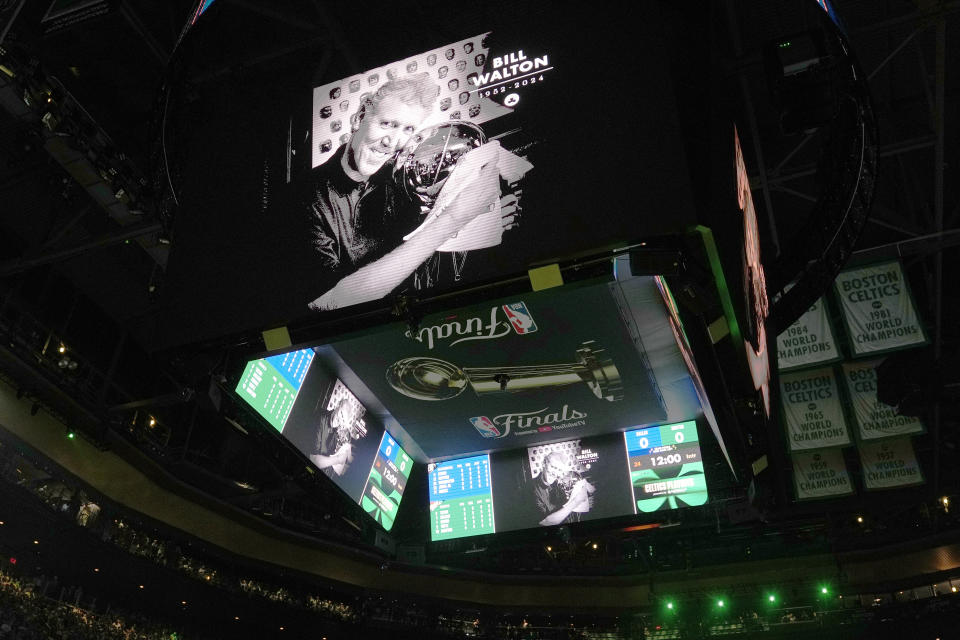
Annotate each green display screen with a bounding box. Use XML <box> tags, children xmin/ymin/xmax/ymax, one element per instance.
<box><xmin>236</xmin><ymin>353</ymin><xmax>414</xmax><ymax>532</ymax></box>
<box><xmin>235</xmin><ymin>349</ymin><xmax>315</xmax><ymax>431</ymax></box>
<box><xmin>624</xmin><ymin>420</ymin><xmax>709</xmax><ymax>512</ymax></box>
<box><xmin>427</xmin><ymin>422</ymin><xmax>710</xmax><ymax>541</ymax></box>
<box><xmin>361</xmin><ymin>432</ymin><xmax>413</xmax><ymax>531</ymax></box>
<box><xmin>428</xmin><ymin>454</ymin><xmax>495</xmax><ymax>541</ymax></box>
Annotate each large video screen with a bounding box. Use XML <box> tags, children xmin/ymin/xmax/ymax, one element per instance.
<box><xmin>427</xmin><ymin>420</ymin><xmax>707</xmax><ymax>541</ymax></box>
<box><xmin>236</xmin><ymin>351</ymin><xmax>411</xmax><ymax>530</ymax></box>
<box><xmin>624</xmin><ymin>421</ymin><xmax>708</xmax><ymax>513</ymax></box>
<box><xmin>331</xmin><ymin>281</ymin><xmax>668</xmax><ymax>459</ymax></box>
<box><xmin>156</xmin><ymin>6</ymin><xmax>698</xmax><ymax>348</ymax></box>
<box><xmin>428</xmin><ymin>454</ymin><xmax>495</xmax><ymax>541</ymax></box>
<box><xmin>235</xmin><ymin>349</ymin><xmax>315</xmax><ymax>432</ymax></box>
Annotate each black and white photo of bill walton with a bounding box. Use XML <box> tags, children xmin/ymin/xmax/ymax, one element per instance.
<box><xmin>527</xmin><ymin>441</ymin><xmax>597</xmax><ymax>527</ymax></box>
<box><xmin>303</xmin><ymin>33</ymin><xmax>533</xmax><ymax>311</ymax></box>
<box><xmin>307</xmin><ymin>379</ymin><xmax>368</xmax><ymax>477</ymax></box>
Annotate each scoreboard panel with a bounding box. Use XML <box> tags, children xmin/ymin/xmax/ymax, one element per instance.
<box><xmin>624</xmin><ymin>421</ymin><xmax>709</xmax><ymax>513</ymax></box>
<box><xmin>429</xmin><ymin>455</ymin><xmax>495</xmax><ymax>541</ymax></box>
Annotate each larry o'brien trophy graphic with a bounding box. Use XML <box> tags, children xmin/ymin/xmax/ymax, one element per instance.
<box><xmin>385</xmin><ymin>340</ymin><xmax>623</xmax><ymax>402</ymax></box>
<box><xmin>328</xmin><ymin>283</ymin><xmax>667</xmax><ymax>456</ymax></box>
<box><xmin>392</xmin><ymin>120</ymin><xmax>533</xmax><ymax>288</ymax></box>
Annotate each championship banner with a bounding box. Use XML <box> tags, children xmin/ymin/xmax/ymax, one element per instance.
<box><xmin>833</xmin><ymin>261</ymin><xmax>927</xmax><ymax>357</ymax></box>
<box><xmin>858</xmin><ymin>437</ymin><xmax>924</xmax><ymax>490</ymax></box>
<box><xmin>776</xmin><ymin>296</ymin><xmax>840</xmax><ymax>371</ymax></box>
<box><xmin>792</xmin><ymin>449</ymin><xmax>854</xmax><ymax>500</ymax></box>
<box><xmin>841</xmin><ymin>360</ymin><xmax>924</xmax><ymax>441</ymax></box>
<box><xmin>780</xmin><ymin>367</ymin><xmax>850</xmax><ymax>451</ymax></box>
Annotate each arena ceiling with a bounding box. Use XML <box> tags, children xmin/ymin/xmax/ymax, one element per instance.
<box><xmin>0</xmin><ymin>0</ymin><xmax>957</xmax><ymax>548</ymax></box>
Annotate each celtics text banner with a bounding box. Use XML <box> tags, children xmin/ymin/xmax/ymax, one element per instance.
<box><xmin>859</xmin><ymin>437</ymin><xmax>923</xmax><ymax>490</ymax></box>
<box><xmin>841</xmin><ymin>360</ymin><xmax>924</xmax><ymax>441</ymax></box>
<box><xmin>834</xmin><ymin>261</ymin><xmax>927</xmax><ymax>357</ymax></box>
<box><xmin>792</xmin><ymin>449</ymin><xmax>854</xmax><ymax>500</ymax></box>
<box><xmin>780</xmin><ymin>367</ymin><xmax>850</xmax><ymax>451</ymax></box>
<box><xmin>776</xmin><ymin>296</ymin><xmax>840</xmax><ymax>371</ymax></box>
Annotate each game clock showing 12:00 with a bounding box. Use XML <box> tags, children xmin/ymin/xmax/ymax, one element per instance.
<box><xmin>624</xmin><ymin>421</ymin><xmax>709</xmax><ymax>513</ymax></box>
<box><xmin>360</xmin><ymin>433</ymin><xmax>412</xmax><ymax>531</ymax></box>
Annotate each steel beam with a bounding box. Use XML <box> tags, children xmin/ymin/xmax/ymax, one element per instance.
<box><xmin>915</xmin><ymin>34</ymin><xmax>936</xmax><ymax>129</ymax></box>
<box><xmin>227</xmin><ymin>0</ymin><xmax>321</xmax><ymax>32</ymax></box>
<box><xmin>118</xmin><ymin>3</ymin><xmax>169</xmax><ymax>66</ymax></box>
<box><xmin>190</xmin><ymin>36</ymin><xmax>328</xmax><ymax>84</ymax></box>
<box><xmin>726</xmin><ymin>0</ymin><xmax>780</xmax><ymax>256</ymax></box>
<box><xmin>867</xmin><ymin>28</ymin><xmax>921</xmax><ymax>81</ymax></box>
<box><xmin>851</xmin><ymin>1</ymin><xmax>960</xmax><ymax>36</ymax></box>
<box><xmin>769</xmin><ymin>132</ymin><xmax>815</xmax><ymax>178</ymax></box>
<box><xmin>850</xmin><ymin>229</ymin><xmax>960</xmax><ymax>263</ymax></box>
<box><xmin>310</xmin><ymin>0</ymin><xmax>362</xmax><ymax>75</ymax></box>
<box><xmin>931</xmin><ymin>17</ymin><xmax>946</xmax><ymax>497</ymax></box>
<box><xmin>759</xmin><ymin>135</ymin><xmax>936</xmax><ymax>186</ymax></box>
<box><xmin>0</xmin><ymin>222</ymin><xmax>162</xmax><ymax>277</ymax></box>
<box><xmin>107</xmin><ymin>388</ymin><xmax>194</xmax><ymax>414</ymax></box>
<box><xmin>0</xmin><ymin>0</ymin><xmax>27</xmax><ymax>46</ymax></box>
<box><xmin>771</xmin><ymin>184</ymin><xmax>922</xmax><ymax>237</ymax></box>
<box><xmin>40</xmin><ymin>203</ymin><xmax>95</xmax><ymax>250</ymax></box>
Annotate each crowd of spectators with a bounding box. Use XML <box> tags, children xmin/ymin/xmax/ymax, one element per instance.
<box><xmin>7</xmin><ymin>434</ymin><xmax>960</xmax><ymax>639</ymax></box>
<box><xmin>0</xmin><ymin>568</ymin><xmax>185</xmax><ymax>640</ymax></box>
<box><xmin>306</xmin><ymin>594</ymin><xmax>359</xmax><ymax>622</ymax></box>
<box><xmin>1</xmin><ymin>440</ymin><xmax>363</xmax><ymax>625</ymax></box>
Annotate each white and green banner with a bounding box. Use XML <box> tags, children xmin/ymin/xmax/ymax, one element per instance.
<box><xmin>833</xmin><ymin>261</ymin><xmax>927</xmax><ymax>357</ymax></box>
<box><xmin>780</xmin><ymin>367</ymin><xmax>850</xmax><ymax>451</ymax></box>
<box><xmin>859</xmin><ymin>437</ymin><xmax>924</xmax><ymax>490</ymax></box>
<box><xmin>776</xmin><ymin>296</ymin><xmax>840</xmax><ymax>371</ymax></box>
<box><xmin>840</xmin><ymin>360</ymin><xmax>924</xmax><ymax>441</ymax></box>
<box><xmin>792</xmin><ymin>449</ymin><xmax>854</xmax><ymax>500</ymax></box>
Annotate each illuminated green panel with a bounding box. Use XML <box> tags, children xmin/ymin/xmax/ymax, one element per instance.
<box><xmin>235</xmin><ymin>359</ymin><xmax>298</xmax><ymax>432</ymax></box>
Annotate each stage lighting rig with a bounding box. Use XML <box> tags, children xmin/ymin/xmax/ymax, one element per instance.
<box><xmin>0</xmin><ymin>42</ymin><xmax>163</xmax><ymax>264</ymax></box>
<box><xmin>763</xmin><ymin>5</ymin><xmax>878</xmax><ymax>335</ymax></box>
<box><xmin>764</xmin><ymin>31</ymin><xmax>836</xmax><ymax>135</ymax></box>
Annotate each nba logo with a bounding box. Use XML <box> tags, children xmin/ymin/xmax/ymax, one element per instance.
<box><xmin>502</xmin><ymin>302</ymin><xmax>537</xmax><ymax>334</ymax></box>
<box><xmin>470</xmin><ymin>416</ymin><xmax>500</xmax><ymax>438</ymax></box>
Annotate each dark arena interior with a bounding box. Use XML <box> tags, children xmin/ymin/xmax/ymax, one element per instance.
<box><xmin>1</xmin><ymin>1</ymin><xmax>959</xmax><ymax>638</ymax></box>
